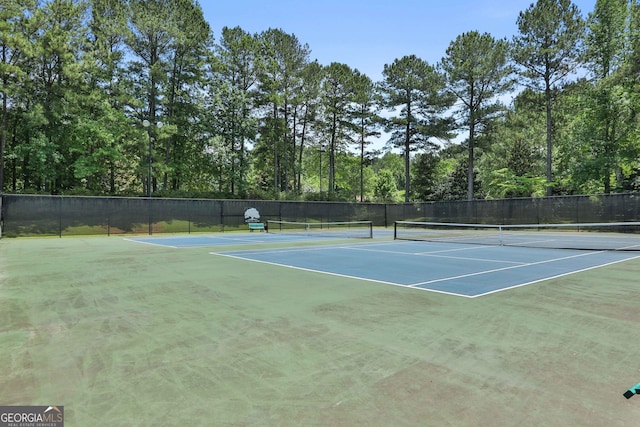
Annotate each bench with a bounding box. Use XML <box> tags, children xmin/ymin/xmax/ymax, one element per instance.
<box><xmin>248</xmin><ymin>222</ymin><xmax>265</xmax><ymax>232</ymax></box>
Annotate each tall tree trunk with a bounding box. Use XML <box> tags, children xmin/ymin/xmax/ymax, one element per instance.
<box><xmin>467</xmin><ymin>122</ymin><xmax>475</xmax><ymax>201</ymax></box>
<box><xmin>404</xmin><ymin>106</ymin><xmax>411</xmax><ymax>202</ymax></box>
<box><xmin>329</xmin><ymin>112</ymin><xmax>337</xmax><ymax>197</ymax></box>
<box><xmin>545</xmin><ymin>71</ymin><xmax>553</xmax><ymax>197</ymax></box>
<box><xmin>296</xmin><ymin>104</ymin><xmax>308</xmax><ymax>193</ymax></box>
<box><xmin>272</xmin><ymin>103</ymin><xmax>278</xmax><ymax>193</ymax></box>
<box><xmin>1</xmin><ymin>76</ymin><xmax>6</xmax><ymax>193</ymax></box>
<box><xmin>467</xmin><ymin>90</ymin><xmax>475</xmax><ymax>201</ymax></box>
<box><xmin>360</xmin><ymin>124</ymin><xmax>364</xmax><ymax>202</ymax></box>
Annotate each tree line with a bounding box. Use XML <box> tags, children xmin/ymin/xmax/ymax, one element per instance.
<box><xmin>2</xmin><ymin>0</ymin><xmax>639</xmax><ymax>202</ymax></box>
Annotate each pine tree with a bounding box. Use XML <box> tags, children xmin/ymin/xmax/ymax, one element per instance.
<box><xmin>0</xmin><ymin>0</ymin><xmax>37</xmax><ymax>192</ymax></box>
<box><xmin>379</xmin><ymin>55</ymin><xmax>453</xmax><ymax>202</ymax></box>
<box><xmin>512</xmin><ymin>0</ymin><xmax>584</xmax><ymax>196</ymax></box>
<box><xmin>441</xmin><ymin>31</ymin><xmax>513</xmax><ymax>200</ymax></box>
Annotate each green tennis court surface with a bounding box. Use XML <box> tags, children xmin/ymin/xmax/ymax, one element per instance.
<box><xmin>2</xmin><ymin>235</ymin><xmax>640</xmax><ymax>425</ymax></box>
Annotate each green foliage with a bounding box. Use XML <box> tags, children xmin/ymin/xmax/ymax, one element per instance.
<box><xmin>212</xmin><ymin>26</ymin><xmax>260</xmax><ymax>197</ymax></box>
<box><xmin>512</xmin><ymin>0</ymin><xmax>585</xmax><ymax>195</ymax></box>
<box><xmin>411</xmin><ymin>152</ymin><xmax>439</xmax><ymax>201</ymax></box>
<box><xmin>414</xmin><ymin>144</ymin><xmax>476</xmax><ymax>201</ymax></box>
<box><xmin>319</xmin><ymin>62</ymin><xmax>359</xmax><ymax>196</ymax></box>
<box><xmin>254</xmin><ymin>28</ymin><xmax>311</xmax><ymax>194</ymax></box>
<box><xmin>477</xmin><ymin>89</ymin><xmax>547</xmax><ymax>198</ymax></box>
<box><xmin>373</xmin><ymin>169</ymin><xmax>399</xmax><ymax>203</ymax></box>
<box><xmin>1</xmin><ymin>0</ymin><xmax>38</xmax><ymax>190</ymax></box>
<box><xmin>441</xmin><ymin>31</ymin><xmax>513</xmax><ymax>200</ymax></box>
<box><xmin>485</xmin><ymin>169</ymin><xmax>548</xmax><ymax>199</ymax></box>
<box><xmin>512</xmin><ymin>0</ymin><xmax>585</xmax><ymax>89</ymax></box>
<box><xmin>2</xmin><ymin>1</ymin><xmax>640</xmax><ymax>203</ymax></box>
<box><xmin>374</xmin><ymin>152</ymin><xmax>405</xmax><ymax>191</ymax></box>
<box><xmin>379</xmin><ymin>55</ymin><xmax>453</xmax><ymax>202</ymax></box>
<box><xmin>352</xmin><ymin>70</ymin><xmax>381</xmax><ymax>201</ymax></box>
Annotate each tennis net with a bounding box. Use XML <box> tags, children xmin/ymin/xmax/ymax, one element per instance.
<box><xmin>267</xmin><ymin>220</ymin><xmax>373</xmax><ymax>239</ymax></box>
<box><xmin>394</xmin><ymin>221</ymin><xmax>640</xmax><ymax>251</ymax></box>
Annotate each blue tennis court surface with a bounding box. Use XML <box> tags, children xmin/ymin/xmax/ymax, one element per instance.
<box><xmin>125</xmin><ymin>232</ymin><xmax>327</xmax><ymax>248</ymax></box>
<box><xmin>215</xmin><ymin>240</ymin><xmax>640</xmax><ymax>298</ymax></box>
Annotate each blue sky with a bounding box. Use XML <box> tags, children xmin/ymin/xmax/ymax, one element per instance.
<box><xmin>201</xmin><ymin>0</ymin><xmax>597</xmax><ymax>82</ymax></box>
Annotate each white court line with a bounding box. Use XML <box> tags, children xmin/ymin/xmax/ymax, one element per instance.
<box><xmin>504</xmin><ymin>238</ymin><xmax>559</xmax><ymax>246</ymax></box>
<box><xmin>123</xmin><ymin>237</ymin><xmax>179</xmax><ymax>248</ymax></box>
<box><xmin>470</xmin><ymin>253</ymin><xmax>640</xmax><ymax>298</ymax></box>
<box><xmin>212</xmin><ymin>242</ymin><xmax>640</xmax><ymax>299</ymax></box>
<box><xmin>218</xmin><ymin>250</ymin><xmax>470</xmax><ymax>298</ymax></box>
<box><xmin>344</xmin><ymin>243</ymin><xmax>480</xmax><ymax>255</ymax></box>
<box><xmin>407</xmin><ymin>250</ymin><xmax>606</xmax><ymax>287</ymax></box>
<box><xmin>343</xmin><ymin>244</ymin><xmax>524</xmax><ymax>265</ymax></box>
<box><xmin>621</xmin><ymin>243</ymin><xmax>640</xmax><ymax>250</ymax></box>
<box><xmin>124</xmin><ymin>235</ymin><xmax>279</xmax><ymax>247</ymax></box>
<box><xmin>208</xmin><ymin>252</ymin><xmax>480</xmax><ymax>295</ymax></box>
<box><xmin>417</xmin><ymin>253</ymin><xmax>525</xmax><ymax>265</ymax></box>
<box><xmin>218</xmin><ymin>245</ymin><xmax>352</xmax><ymax>257</ymax></box>
<box><xmin>218</xmin><ymin>240</ymin><xmax>401</xmax><ymax>256</ymax></box>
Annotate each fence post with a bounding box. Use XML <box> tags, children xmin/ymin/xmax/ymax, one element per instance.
<box><xmin>385</xmin><ymin>203</ymin><xmax>388</xmax><ymax>228</ymax></box>
<box><xmin>58</xmin><ymin>196</ymin><xmax>62</xmax><ymax>238</ymax></box>
<box><xmin>220</xmin><ymin>200</ymin><xmax>224</xmax><ymax>232</ymax></box>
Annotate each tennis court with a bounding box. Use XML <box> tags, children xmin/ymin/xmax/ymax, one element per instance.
<box><xmin>126</xmin><ymin>232</ymin><xmax>311</xmax><ymax>248</ymax></box>
<box><xmin>126</xmin><ymin>220</ymin><xmax>379</xmax><ymax>247</ymax></box>
<box><xmin>130</xmin><ymin>220</ymin><xmax>640</xmax><ymax>298</ymax></box>
<box><xmin>215</xmin><ymin>240</ymin><xmax>640</xmax><ymax>297</ymax></box>
<box><xmin>3</xmin><ymin>221</ymin><xmax>640</xmax><ymax>426</ymax></box>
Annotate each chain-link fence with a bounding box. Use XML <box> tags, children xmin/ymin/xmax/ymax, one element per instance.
<box><xmin>2</xmin><ymin>193</ymin><xmax>639</xmax><ymax>237</ymax></box>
